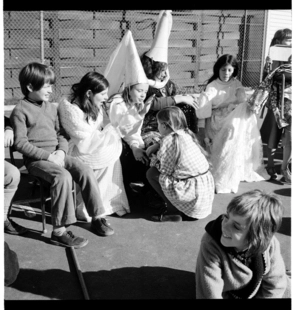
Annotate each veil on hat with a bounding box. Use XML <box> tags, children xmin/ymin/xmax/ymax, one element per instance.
<box><xmin>104</xmin><ymin>30</ymin><xmax>148</xmax><ymax>98</ymax></box>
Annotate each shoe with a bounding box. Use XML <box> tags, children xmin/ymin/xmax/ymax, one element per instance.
<box><xmin>266</xmin><ymin>166</ymin><xmax>278</xmax><ymax>180</ymax></box>
<box><xmin>4</xmin><ymin>218</ymin><xmax>28</xmax><ymax>235</ymax></box>
<box><xmin>91</xmin><ymin>218</ymin><xmax>114</xmax><ymax>236</ymax></box>
<box><xmin>151</xmin><ymin>214</ymin><xmax>182</xmax><ymax>222</ymax></box>
<box><xmin>150</xmin><ymin>206</ymin><xmax>182</xmax><ymax>222</ymax></box>
<box><xmin>280</xmin><ymin>168</ymin><xmax>291</xmax><ymax>185</ymax></box>
<box><xmin>76</xmin><ymin>205</ymin><xmax>92</xmax><ymax>223</ymax></box>
<box><xmin>50</xmin><ymin>230</ymin><xmax>88</xmax><ymax>248</ymax></box>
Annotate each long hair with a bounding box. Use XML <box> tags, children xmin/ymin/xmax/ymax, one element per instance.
<box><xmin>227</xmin><ymin>189</ymin><xmax>283</xmax><ymax>257</ymax></box>
<box><xmin>206</xmin><ymin>54</ymin><xmax>239</xmax><ymax>85</ymax></box>
<box><xmin>19</xmin><ymin>62</ymin><xmax>55</xmax><ymax>96</ymax></box>
<box><xmin>107</xmin><ymin>84</ymin><xmax>144</xmax><ymax>113</ymax></box>
<box><xmin>140</xmin><ymin>51</ymin><xmax>168</xmax><ymax>80</ymax></box>
<box><xmin>270</xmin><ymin>28</ymin><xmax>292</xmax><ymax>46</ymax></box>
<box><xmin>69</xmin><ymin>71</ymin><xmax>109</xmax><ymax>122</ymax></box>
<box><xmin>156</xmin><ymin>106</ymin><xmax>210</xmax><ymax>166</ymax></box>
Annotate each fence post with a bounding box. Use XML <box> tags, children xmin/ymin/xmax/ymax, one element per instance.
<box><xmin>240</xmin><ymin>10</ymin><xmax>248</xmax><ymax>83</ymax></box>
<box><xmin>193</xmin><ymin>11</ymin><xmax>203</xmax><ymax>92</ymax></box>
<box><xmin>40</xmin><ymin>11</ymin><xmax>44</xmax><ymax>64</ymax></box>
<box><xmin>260</xmin><ymin>10</ymin><xmax>268</xmax><ymax>82</ymax></box>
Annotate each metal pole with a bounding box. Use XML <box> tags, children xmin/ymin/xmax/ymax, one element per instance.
<box><xmin>40</xmin><ymin>11</ymin><xmax>44</xmax><ymax>64</ymax></box>
<box><xmin>260</xmin><ymin>10</ymin><xmax>269</xmax><ymax>81</ymax></box>
<box><xmin>70</xmin><ymin>247</ymin><xmax>90</xmax><ymax>300</ymax></box>
<box><xmin>240</xmin><ymin>10</ymin><xmax>248</xmax><ymax>83</ymax></box>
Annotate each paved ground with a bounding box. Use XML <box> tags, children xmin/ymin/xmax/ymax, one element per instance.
<box><xmin>4</xmin><ymin>110</ymin><xmax>292</xmax><ymax>301</ymax></box>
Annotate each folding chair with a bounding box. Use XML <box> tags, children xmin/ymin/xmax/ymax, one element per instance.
<box><xmin>9</xmin><ymin>145</ymin><xmax>76</xmax><ymax>234</ymax></box>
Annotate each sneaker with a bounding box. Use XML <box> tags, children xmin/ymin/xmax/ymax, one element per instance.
<box><xmin>91</xmin><ymin>218</ymin><xmax>114</xmax><ymax>236</ymax></box>
<box><xmin>50</xmin><ymin>230</ymin><xmax>89</xmax><ymax>248</ymax></box>
<box><xmin>266</xmin><ymin>166</ymin><xmax>278</xmax><ymax>180</ymax></box>
<box><xmin>4</xmin><ymin>218</ymin><xmax>28</xmax><ymax>235</ymax></box>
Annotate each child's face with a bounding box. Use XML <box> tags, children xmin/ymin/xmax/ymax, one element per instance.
<box><xmin>155</xmin><ymin>69</ymin><xmax>167</xmax><ymax>82</ymax></box>
<box><xmin>129</xmin><ymin>83</ymin><xmax>149</xmax><ymax>104</ymax></box>
<box><xmin>28</xmin><ymin>82</ymin><xmax>53</xmax><ymax>102</ymax></box>
<box><xmin>219</xmin><ymin>64</ymin><xmax>234</xmax><ymax>83</ymax></box>
<box><xmin>282</xmin><ymin>38</ymin><xmax>292</xmax><ymax>46</ymax></box>
<box><xmin>221</xmin><ymin>211</ymin><xmax>249</xmax><ymax>252</ymax></box>
<box><xmin>90</xmin><ymin>88</ymin><xmax>108</xmax><ymax>109</ymax></box>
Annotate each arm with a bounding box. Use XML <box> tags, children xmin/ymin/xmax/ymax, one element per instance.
<box><xmin>58</xmin><ymin>100</ymin><xmax>116</xmax><ymax>155</ymax></box>
<box><xmin>109</xmin><ymin>97</ymin><xmax>145</xmax><ymax>149</ymax></box>
<box><xmin>4</xmin><ymin>116</ymin><xmax>14</xmax><ymax>148</ymax></box>
<box><xmin>195</xmin><ymin>234</ymin><xmax>225</xmax><ymax>299</ymax></box>
<box><xmin>254</xmin><ymin>237</ymin><xmax>288</xmax><ymax>298</ymax></box>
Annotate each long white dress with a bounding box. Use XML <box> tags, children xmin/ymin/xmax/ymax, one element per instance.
<box><xmin>58</xmin><ymin>98</ymin><xmax>130</xmax><ymax>217</ymax></box>
<box><xmin>196</xmin><ymin>78</ymin><xmax>269</xmax><ymax>194</ymax></box>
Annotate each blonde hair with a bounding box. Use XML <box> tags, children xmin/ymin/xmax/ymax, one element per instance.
<box><xmin>227</xmin><ymin>189</ymin><xmax>283</xmax><ymax>257</ymax></box>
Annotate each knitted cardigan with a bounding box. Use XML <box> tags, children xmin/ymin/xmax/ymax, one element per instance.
<box><xmin>195</xmin><ymin>214</ymin><xmax>289</xmax><ymax>299</ymax></box>
<box><xmin>58</xmin><ymin>98</ymin><xmax>122</xmax><ymax>169</ymax></box>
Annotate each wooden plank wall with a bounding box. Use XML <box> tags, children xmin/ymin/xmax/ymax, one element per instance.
<box><xmin>4</xmin><ymin>10</ymin><xmax>265</xmax><ymax>102</ymax></box>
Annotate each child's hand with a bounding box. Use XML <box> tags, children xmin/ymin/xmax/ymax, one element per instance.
<box><xmin>48</xmin><ymin>152</ymin><xmax>65</xmax><ymax>167</ymax></box>
<box><xmin>4</xmin><ymin>129</ymin><xmax>14</xmax><ymax>148</ymax></box>
<box><xmin>175</xmin><ymin>95</ymin><xmax>200</xmax><ymax>110</ymax></box>
<box><xmin>132</xmin><ymin>146</ymin><xmax>149</xmax><ymax>165</ymax></box>
<box><xmin>139</xmin><ymin>94</ymin><xmax>156</xmax><ymax>117</ymax></box>
<box><xmin>146</xmin><ymin>143</ymin><xmax>160</xmax><ymax>157</ymax></box>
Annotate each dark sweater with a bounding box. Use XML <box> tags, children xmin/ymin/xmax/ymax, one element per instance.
<box><xmin>10</xmin><ymin>98</ymin><xmax>68</xmax><ymax>162</ymax></box>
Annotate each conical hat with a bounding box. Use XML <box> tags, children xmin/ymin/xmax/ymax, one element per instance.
<box><xmin>145</xmin><ymin>10</ymin><xmax>172</xmax><ymax>63</ymax></box>
<box><xmin>104</xmin><ymin>30</ymin><xmax>148</xmax><ymax>97</ymax></box>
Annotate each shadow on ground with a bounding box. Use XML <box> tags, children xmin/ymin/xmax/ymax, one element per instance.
<box><xmin>9</xmin><ymin>264</ymin><xmax>195</xmax><ymax>300</ymax></box>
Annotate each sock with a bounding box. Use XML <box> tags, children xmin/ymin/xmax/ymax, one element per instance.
<box><xmin>92</xmin><ymin>215</ymin><xmax>104</xmax><ymax>222</ymax></box>
<box><xmin>52</xmin><ymin>226</ymin><xmax>66</xmax><ymax>236</ymax></box>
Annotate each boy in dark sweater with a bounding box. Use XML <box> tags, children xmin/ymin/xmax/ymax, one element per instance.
<box><xmin>10</xmin><ymin>62</ymin><xmax>114</xmax><ymax>248</ymax></box>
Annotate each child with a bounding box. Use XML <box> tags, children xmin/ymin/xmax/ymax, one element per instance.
<box><xmin>196</xmin><ymin>54</ymin><xmax>269</xmax><ymax>193</ymax></box>
<box><xmin>10</xmin><ymin>62</ymin><xmax>115</xmax><ymax>249</ymax></box>
<box><xmin>146</xmin><ymin>106</ymin><xmax>214</xmax><ymax>222</ymax></box>
<box><xmin>104</xmin><ymin>30</ymin><xmax>155</xmax><ymax>198</ymax></box>
<box><xmin>4</xmin><ymin>116</ymin><xmax>28</xmax><ymax>235</ymax></box>
<box><xmin>195</xmin><ymin>189</ymin><xmax>291</xmax><ymax>299</ymax></box>
<box><xmin>58</xmin><ymin>71</ymin><xmax>130</xmax><ymax>222</ymax></box>
<box><xmin>260</xmin><ymin>29</ymin><xmax>292</xmax><ymax>183</ymax></box>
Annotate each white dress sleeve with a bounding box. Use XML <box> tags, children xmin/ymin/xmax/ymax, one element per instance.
<box><xmin>109</xmin><ymin>96</ymin><xmax>145</xmax><ymax>149</ymax></box>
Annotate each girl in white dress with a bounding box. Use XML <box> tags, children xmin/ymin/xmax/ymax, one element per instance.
<box><xmin>196</xmin><ymin>54</ymin><xmax>269</xmax><ymax>194</ymax></box>
<box><xmin>59</xmin><ymin>72</ymin><xmax>131</xmax><ymax>221</ymax></box>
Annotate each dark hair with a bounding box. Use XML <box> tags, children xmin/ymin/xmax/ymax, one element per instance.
<box><xmin>140</xmin><ymin>51</ymin><xmax>168</xmax><ymax>80</ymax></box>
<box><xmin>206</xmin><ymin>54</ymin><xmax>239</xmax><ymax>85</ymax></box>
<box><xmin>70</xmin><ymin>71</ymin><xmax>109</xmax><ymax>122</ymax></box>
<box><xmin>156</xmin><ymin>106</ymin><xmax>210</xmax><ymax>166</ymax></box>
<box><xmin>227</xmin><ymin>189</ymin><xmax>283</xmax><ymax>257</ymax></box>
<box><xmin>19</xmin><ymin>62</ymin><xmax>55</xmax><ymax>96</ymax></box>
<box><xmin>270</xmin><ymin>28</ymin><xmax>292</xmax><ymax>46</ymax></box>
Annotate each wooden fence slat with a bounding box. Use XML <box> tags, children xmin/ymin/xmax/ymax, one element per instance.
<box><xmin>59</xmin><ymin>20</ymin><xmax>121</xmax><ymax>30</ymax></box>
<box><xmin>58</xmin><ymin>39</ymin><xmax>120</xmax><ymax>49</ymax></box>
<box><xmin>59</xmin><ymin>29</ymin><xmax>94</xmax><ymax>40</ymax></box>
<box><xmin>10</xmin><ymin>48</ymin><xmax>52</xmax><ymax>59</ymax></box>
<box><xmin>60</xmin><ymin>48</ymin><xmax>94</xmax><ymax>58</ymax></box>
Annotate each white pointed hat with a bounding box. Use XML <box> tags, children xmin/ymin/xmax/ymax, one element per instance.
<box><xmin>145</xmin><ymin>10</ymin><xmax>172</xmax><ymax>63</ymax></box>
<box><xmin>104</xmin><ymin>30</ymin><xmax>148</xmax><ymax>97</ymax></box>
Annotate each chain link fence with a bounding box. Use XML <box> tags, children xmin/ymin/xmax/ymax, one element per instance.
<box><xmin>4</xmin><ymin>10</ymin><xmax>266</xmax><ymax>104</ymax></box>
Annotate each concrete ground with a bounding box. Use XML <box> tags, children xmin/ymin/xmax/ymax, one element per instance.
<box><xmin>4</xmin><ymin>109</ymin><xmax>291</xmax><ymax>301</ymax></box>
<box><xmin>4</xmin><ymin>145</ymin><xmax>291</xmax><ymax>301</ymax></box>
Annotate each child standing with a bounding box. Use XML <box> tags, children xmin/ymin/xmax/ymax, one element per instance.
<box><xmin>58</xmin><ymin>71</ymin><xmax>130</xmax><ymax>222</ymax></box>
<box><xmin>10</xmin><ymin>62</ymin><xmax>115</xmax><ymax>248</ymax></box>
<box><xmin>195</xmin><ymin>189</ymin><xmax>291</xmax><ymax>299</ymax></box>
<box><xmin>146</xmin><ymin>106</ymin><xmax>214</xmax><ymax>222</ymax></box>
<box><xmin>196</xmin><ymin>54</ymin><xmax>269</xmax><ymax>193</ymax></box>
<box><xmin>260</xmin><ymin>28</ymin><xmax>292</xmax><ymax>183</ymax></box>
